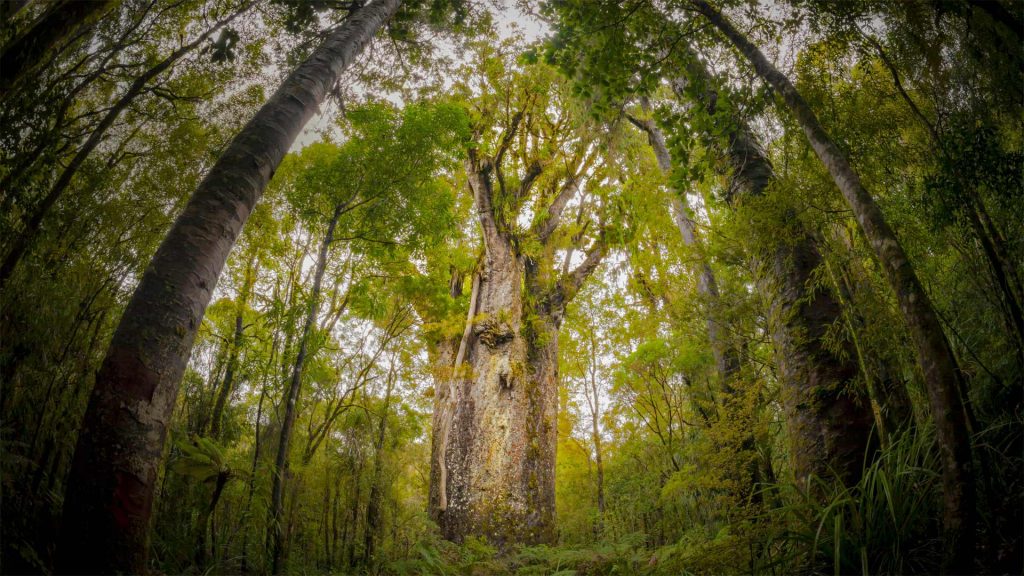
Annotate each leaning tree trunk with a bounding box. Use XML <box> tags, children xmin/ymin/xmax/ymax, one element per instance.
<box><xmin>0</xmin><ymin>0</ymin><xmax>113</xmax><ymax>99</ymax></box>
<box><xmin>667</xmin><ymin>50</ymin><xmax>875</xmax><ymax>489</ymax></box>
<box><xmin>55</xmin><ymin>3</ymin><xmax>401</xmax><ymax>573</ymax></box>
<box><xmin>689</xmin><ymin>2</ymin><xmax>975</xmax><ymax>570</ymax></box>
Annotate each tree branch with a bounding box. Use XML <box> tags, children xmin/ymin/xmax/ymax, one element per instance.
<box><xmin>493</xmin><ymin>109</ymin><xmax>524</xmax><ymax>197</ymax></box>
<box><xmin>558</xmin><ymin>233</ymin><xmax>607</xmax><ymax>305</ymax></box>
<box><xmin>465</xmin><ymin>151</ymin><xmax>504</xmax><ymax>256</ymax></box>
<box><xmin>534</xmin><ymin>146</ymin><xmax>599</xmax><ymax>243</ymax></box>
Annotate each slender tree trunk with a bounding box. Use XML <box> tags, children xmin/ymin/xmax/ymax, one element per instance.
<box><xmin>689</xmin><ymin>2</ymin><xmax>975</xmax><ymax>570</ymax></box>
<box><xmin>321</xmin><ymin>475</ymin><xmax>333</xmax><ymax>569</ymax></box>
<box><xmin>629</xmin><ymin>112</ymin><xmax>741</xmax><ymax>384</ymax></box>
<box><xmin>239</xmin><ymin>383</ymin><xmax>265</xmax><ymax>574</ymax></box>
<box><xmin>828</xmin><ymin>249</ymin><xmax>915</xmax><ymax>441</ymax></box>
<box><xmin>965</xmin><ymin>204</ymin><xmax>1024</xmax><ymax>361</ymax></box>
<box><xmin>55</xmin><ymin>3</ymin><xmax>401</xmax><ymax>572</ymax></box>
<box><xmin>196</xmin><ymin>342</ymin><xmax>229</xmax><ymax>435</ymax></box>
<box><xmin>210</xmin><ymin>255</ymin><xmax>258</xmax><ymax>439</ymax></box>
<box><xmin>591</xmin><ymin>393</ymin><xmax>605</xmax><ymax>518</ymax></box>
<box><xmin>346</xmin><ymin>455</ymin><xmax>363</xmax><ymax>567</ymax></box>
<box><xmin>195</xmin><ymin>471</ymin><xmax>229</xmax><ymax>569</ymax></box>
<box><xmin>667</xmin><ymin>48</ymin><xmax>875</xmax><ymax>488</ymax></box>
<box><xmin>0</xmin><ymin>0</ymin><xmax>113</xmax><ymax>98</ymax></box>
<box><xmin>0</xmin><ymin>11</ymin><xmax>243</xmax><ymax>290</ymax></box>
<box><xmin>363</xmin><ymin>367</ymin><xmax>395</xmax><ymax>566</ymax></box>
<box><xmin>270</xmin><ymin>204</ymin><xmax>343</xmax><ymax>574</ymax></box>
<box><xmin>871</xmin><ymin>32</ymin><xmax>1024</xmax><ymax>365</ymax></box>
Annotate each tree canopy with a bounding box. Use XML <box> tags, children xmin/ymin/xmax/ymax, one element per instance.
<box><xmin>0</xmin><ymin>0</ymin><xmax>1021</xmax><ymax>574</ymax></box>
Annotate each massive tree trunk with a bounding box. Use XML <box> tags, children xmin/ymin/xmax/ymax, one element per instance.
<box><xmin>435</xmin><ymin>257</ymin><xmax>563</xmax><ymax>544</ymax></box>
<box><xmin>430</xmin><ymin>145</ymin><xmax>604</xmax><ymax>544</ymax></box>
<box><xmin>270</xmin><ymin>204</ymin><xmax>342</xmax><ymax>575</ymax></box>
<box><xmin>55</xmin><ymin>3</ymin><xmax>401</xmax><ymax>573</ymax></box>
<box><xmin>432</xmin><ymin>223</ymin><xmax>554</xmax><ymax>544</ymax></box>
<box><xmin>666</xmin><ymin>50</ymin><xmax>875</xmax><ymax>489</ymax></box>
<box><xmin>767</xmin><ymin>228</ymin><xmax>875</xmax><ymax>487</ymax></box>
<box><xmin>0</xmin><ymin>0</ymin><xmax>113</xmax><ymax>99</ymax></box>
<box><xmin>689</xmin><ymin>2</ymin><xmax>975</xmax><ymax>570</ymax></box>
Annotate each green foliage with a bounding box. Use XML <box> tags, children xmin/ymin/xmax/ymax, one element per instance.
<box><xmin>761</xmin><ymin>427</ymin><xmax>943</xmax><ymax>575</ymax></box>
<box><xmin>171</xmin><ymin>435</ymin><xmax>232</xmax><ymax>483</ymax></box>
<box><xmin>2</xmin><ymin>0</ymin><xmax>1021</xmax><ymax>574</ymax></box>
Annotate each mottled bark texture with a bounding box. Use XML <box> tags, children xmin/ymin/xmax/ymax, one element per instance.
<box><xmin>0</xmin><ymin>0</ymin><xmax>113</xmax><ymax>98</ymax></box>
<box><xmin>690</xmin><ymin>2</ymin><xmax>975</xmax><ymax>570</ymax></box>
<box><xmin>668</xmin><ymin>50</ymin><xmax>875</xmax><ymax>489</ymax></box>
<box><xmin>430</xmin><ymin>143</ymin><xmax>605</xmax><ymax>545</ymax></box>
<box><xmin>55</xmin><ymin>2</ymin><xmax>401</xmax><ymax>573</ymax></box>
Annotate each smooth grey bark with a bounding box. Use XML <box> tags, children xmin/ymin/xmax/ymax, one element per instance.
<box><xmin>0</xmin><ymin>7</ymin><xmax>244</xmax><ymax>290</ymax></box>
<box><xmin>689</xmin><ymin>1</ymin><xmax>975</xmax><ymax>570</ymax></box>
<box><xmin>55</xmin><ymin>3</ymin><xmax>401</xmax><ymax>573</ymax></box>
<box><xmin>666</xmin><ymin>47</ymin><xmax>874</xmax><ymax>489</ymax></box>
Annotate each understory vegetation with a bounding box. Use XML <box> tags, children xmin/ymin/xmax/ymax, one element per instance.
<box><xmin>1</xmin><ymin>0</ymin><xmax>1021</xmax><ymax>574</ymax></box>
